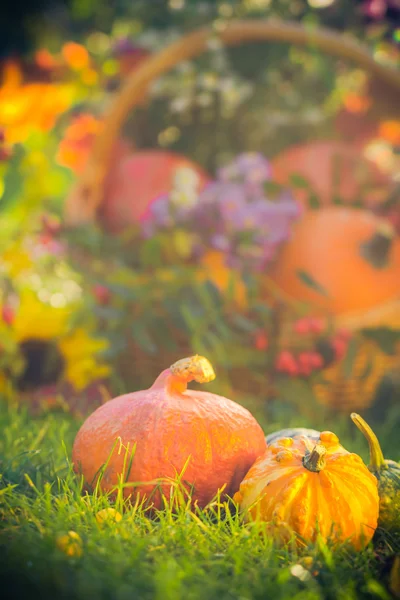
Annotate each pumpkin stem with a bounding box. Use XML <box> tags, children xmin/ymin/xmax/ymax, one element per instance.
<box><xmin>302</xmin><ymin>444</ymin><xmax>326</xmax><ymax>472</ymax></box>
<box><xmin>170</xmin><ymin>355</ymin><xmax>216</xmax><ymax>391</ymax></box>
<box><xmin>359</xmin><ymin>221</ymin><xmax>395</xmax><ymax>269</ymax></box>
<box><xmin>350</xmin><ymin>413</ymin><xmax>387</xmax><ymax>471</ymax></box>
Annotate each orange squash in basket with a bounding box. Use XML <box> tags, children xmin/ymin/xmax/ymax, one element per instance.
<box><xmin>269</xmin><ymin>207</ymin><xmax>400</xmax><ymax>320</ymax></box>
<box><xmin>271</xmin><ymin>141</ymin><xmax>390</xmax><ymax>208</ymax></box>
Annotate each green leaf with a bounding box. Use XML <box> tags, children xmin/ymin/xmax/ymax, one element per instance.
<box><xmin>163</xmin><ymin>299</ymin><xmax>187</xmax><ymax>331</ymax></box>
<box><xmin>196</xmin><ymin>331</ymin><xmax>227</xmax><ymax>362</ymax></box>
<box><xmin>263</xmin><ymin>181</ymin><xmax>286</xmax><ymax>198</ymax></box>
<box><xmin>199</xmin><ymin>278</ymin><xmax>223</xmax><ymax>308</ymax></box>
<box><xmin>289</xmin><ymin>173</ymin><xmax>312</xmax><ymax>189</ymax></box>
<box><xmin>214</xmin><ymin>320</ymin><xmax>233</xmax><ymax>341</ymax></box>
<box><xmin>180</xmin><ymin>303</ymin><xmax>201</xmax><ymax>333</ymax></box>
<box><xmin>358</xmin><ymin>352</ymin><xmax>374</xmax><ymax>381</ymax></box>
<box><xmin>307</xmin><ymin>193</ymin><xmax>321</xmax><ymax>210</ymax></box>
<box><xmin>102</xmin><ymin>282</ymin><xmax>139</xmax><ymax>300</ymax></box>
<box><xmin>224</xmin><ymin>273</ymin><xmax>237</xmax><ymax>305</ymax></box>
<box><xmin>0</xmin><ymin>145</ymin><xmax>25</xmax><ymax>213</ymax></box>
<box><xmin>340</xmin><ymin>337</ymin><xmax>361</xmax><ymax>380</ymax></box>
<box><xmin>131</xmin><ymin>322</ymin><xmax>157</xmax><ymax>354</ymax></box>
<box><xmin>361</xmin><ymin>328</ymin><xmax>400</xmax><ymax>355</ymax></box>
<box><xmin>139</xmin><ymin>238</ymin><xmax>163</xmax><ymax>268</ymax></box>
<box><xmin>194</xmin><ymin>281</ymin><xmax>220</xmax><ymax>313</ymax></box>
<box><xmin>152</xmin><ymin>319</ymin><xmax>178</xmax><ymax>352</ymax></box>
<box><xmin>252</xmin><ymin>303</ymin><xmax>272</xmax><ymax>318</ymax></box>
<box><xmin>231</xmin><ymin>314</ymin><xmax>258</xmax><ymax>333</ymax></box>
<box><xmin>275</xmin><ymin>378</ymin><xmax>319</xmax><ymax>414</ymax></box>
<box><xmin>92</xmin><ymin>306</ymin><xmax>126</xmax><ymax>321</ymax></box>
<box><xmin>101</xmin><ymin>336</ymin><xmax>128</xmax><ymax>359</ymax></box>
<box><xmin>296</xmin><ymin>270</ymin><xmax>329</xmax><ymax>297</ymax></box>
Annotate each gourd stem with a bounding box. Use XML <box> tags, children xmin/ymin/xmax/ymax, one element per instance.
<box><xmin>170</xmin><ymin>355</ymin><xmax>216</xmax><ymax>385</ymax></box>
<box><xmin>303</xmin><ymin>444</ymin><xmax>326</xmax><ymax>472</ymax></box>
<box><xmin>350</xmin><ymin>413</ymin><xmax>387</xmax><ymax>470</ymax></box>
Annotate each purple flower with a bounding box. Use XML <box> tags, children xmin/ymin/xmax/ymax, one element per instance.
<box><xmin>218</xmin><ymin>153</ymin><xmax>272</xmax><ymax>185</ymax></box>
<box><xmin>218</xmin><ymin>184</ymin><xmax>249</xmax><ymax>222</ymax></box>
<box><xmin>112</xmin><ymin>38</ymin><xmax>145</xmax><ymax>56</ymax></box>
<box><xmin>224</xmin><ymin>254</ymin><xmax>242</xmax><ymax>270</ymax></box>
<box><xmin>210</xmin><ymin>234</ymin><xmax>231</xmax><ymax>252</ymax></box>
<box><xmin>146</xmin><ymin>196</ymin><xmax>171</xmax><ymax>225</ymax></box>
<box><xmin>140</xmin><ymin>151</ymin><xmax>301</xmax><ymax>273</ymax></box>
<box><xmin>362</xmin><ymin>0</ymin><xmax>400</xmax><ymax>19</ymax></box>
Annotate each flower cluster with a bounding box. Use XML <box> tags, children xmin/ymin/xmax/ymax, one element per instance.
<box><xmin>0</xmin><ymin>60</ymin><xmax>78</xmax><ymax>145</ymax></box>
<box><xmin>56</xmin><ymin>113</ymin><xmax>103</xmax><ymax>174</ymax></box>
<box><xmin>142</xmin><ymin>153</ymin><xmax>301</xmax><ymax>272</ymax></box>
<box><xmin>0</xmin><ymin>227</ymin><xmax>111</xmax><ymax>414</ymax></box>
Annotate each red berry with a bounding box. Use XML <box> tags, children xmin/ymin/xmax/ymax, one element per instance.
<box><xmin>38</xmin><ymin>233</ymin><xmax>53</xmax><ymax>247</ymax></box>
<box><xmin>308</xmin><ymin>351</ymin><xmax>324</xmax><ymax>370</ymax></box>
<box><xmin>297</xmin><ymin>352</ymin><xmax>314</xmax><ymax>376</ymax></box>
<box><xmin>308</xmin><ymin>317</ymin><xmax>325</xmax><ymax>334</ymax></box>
<box><xmin>93</xmin><ymin>284</ymin><xmax>111</xmax><ymax>305</ymax></box>
<box><xmin>297</xmin><ymin>351</ymin><xmax>325</xmax><ymax>375</ymax></box>
<box><xmin>294</xmin><ymin>318</ymin><xmax>311</xmax><ymax>334</ymax></box>
<box><xmin>254</xmin><ymin>331</ymin><xmax>268</xmax><ymax>351</ymax></box>
<box><xmin>41</xmin><ymin>214</ymin><xmax>61</xmax><ymax>235</ymax></box>
<box><xmin>275</xmin><ymin>350</ymin><xmax>299</xmax><ymax>376</ymax></box>
<box><xmin>386</xmin><ymin>210</ymin><xmax>400</xmax><ymax>235</ymax></box>
<box><xmin>2</xmin><ymin>305</ymin><xmax>14</xmax><ymax>326</ymax></box>
<box><xmin>335</xmin><ymin>327</ymin><xmax>352</xmax><ymax>342</ymax></box>
<box><xmin>331</xmin><ymin>338</ymin><xmax>348</xmax><ymax>360</ymax></box>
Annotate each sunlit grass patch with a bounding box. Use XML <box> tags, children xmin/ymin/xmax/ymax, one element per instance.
<box><xmin>0</xmin><ymin>400</ymin><xmax>399</xmax><ymax>600</ymax></box>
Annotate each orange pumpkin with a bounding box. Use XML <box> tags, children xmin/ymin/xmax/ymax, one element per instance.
<box><xmin>72</xmin><ymin>355</ymin><xmax>266</xmax><ymax>508</ymax></box>
<box><xmin>271</xmin><ymin>141</ymin><xmax>389</xmax><ymax>209</ymax></box>
<box><xmin>234</xmin><ymin>432</ymin><xmax>379</xmax><ymax>549</ymax></box>
<box><xmin>269</xmin><ymin>207</ymin><xmax>400</xmax><ymax>320</ymax></box>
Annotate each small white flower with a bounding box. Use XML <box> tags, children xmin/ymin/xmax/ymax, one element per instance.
<box><xmin>290</xmin><ymin>564</ymin><xmax>311</xmax><ymax>582</ymax></box>
<box><xmin>170</xmin><ymin>96</ymin><xmax>191</xmax><ymax>113</ymax></box>
<box><xmin>170</xmin><ymin>190</ymin><xmax>198</xmax><ymax>209</ymax></box>
<box><xmin>198</xmin><ymin>72</ymin><xmax>219</xmax><ymax>90</ymax></box>
<box><xmin>196</xmin><ymin>92</ymin><xmax>214</xmax><ymax>108</ymax></box>
<box><xmin>173</xmin><ymin>167</ymin><xmax>201</xmax><ymax>191</ymax></box>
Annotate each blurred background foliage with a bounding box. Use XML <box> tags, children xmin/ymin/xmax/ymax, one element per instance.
<box><xmin>0</xmin><ymin>0</ymin><xmax>399</xmax><ymax>429</ymax></box>
<box><xmin>1</xmin><ymin>0</ymin><xmax>399</xmax><ymax>58</ymax></box>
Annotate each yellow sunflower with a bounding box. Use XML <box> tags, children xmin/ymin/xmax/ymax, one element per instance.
<box><xmin>0</xmin><ymin>290</ymin><xmax>110</xmax><ymax>396</ymax></box>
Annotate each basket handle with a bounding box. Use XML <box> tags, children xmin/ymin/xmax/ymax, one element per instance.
<box><xmin>64</xmin><ymin>19</ymin><xmax>400</xmax><ymax>226</ymax></box>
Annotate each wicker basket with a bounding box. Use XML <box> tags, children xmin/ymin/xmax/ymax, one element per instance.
<box><xmin>313</xmin><ymin>340</ymin><xmax>400</xmax><ymax>413</ymax></box>
<box><xmin>63</xmin><ymin>19</ymin><xmax>400</xmax><ymax>409</ymax></box>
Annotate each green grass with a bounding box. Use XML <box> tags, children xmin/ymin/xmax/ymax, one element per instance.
<box><xmin>0</xmin><ymin>399</ymin><xmax>399</xmax><ymax>600</ymax></box>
